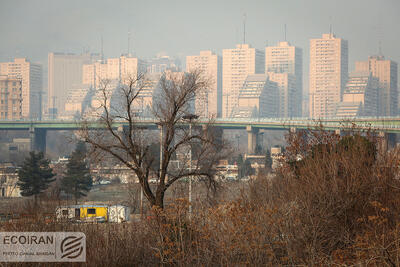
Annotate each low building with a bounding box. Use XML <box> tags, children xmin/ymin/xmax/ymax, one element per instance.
<box><xmin>0</xmin><ymin>163</ymin><xmax>21</xmax><ymax>197</ymax></box>
<box><xmin>215</xmin><ymin>160</ymin><xmax>239</xmax><ymax>180</ymax></box>
<box><xmin>271</xmin><ymin>147</ymin><xmax>283</xmax><ymax>170</ymax></box>
<box><xmin>7</xmin><ymin>138</ymin><xmax>30</xmax><ymax>152</ymax></box>
<box><xmin>90</xmin><ymin>164</ymin><xmax>134</xmax><ymax>184</ymax></box>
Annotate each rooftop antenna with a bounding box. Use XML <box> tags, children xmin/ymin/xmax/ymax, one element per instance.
<box><xmin>243</xmin><ymin>13</ymin><xmax>246</xmax><ymax>44</ymax></box>
<box><xmin>377</xmin><ymin>11</ymin><xmax>383</xmax><ymax>56</ymax></box>
<box><xmin>235</xmin><ymin>26</ymin><xmax>239</xmax><ymax>44</ymax></box>
<box><xmin>128</xmin><ymin>30</ymin><xmax>131</xmax><ymax>56</ymax></box>
<box><xmin>100</xmin><ymin>34</ymin><xmax>104</xmax><ymax>62</ymax></box>
<box><xmin>329</xmin><ymin>15</ymin><xmax>333</xmax><ymax>37</ymax></box>
<box><xmin>284</xmin><ymin>24</ymin><xmax>287</xmax><ymax>41</ymax></box>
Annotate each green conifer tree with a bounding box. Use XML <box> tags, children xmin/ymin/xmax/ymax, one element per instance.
<box><xmin>17</xmin><ymin>151</ymin><xmax>55</xmax><ymax>206</ymax></box>
<box><xmin>265</xmin><ymin>148</ymin><xmax>273</xmax><ymax>171</ymax></box>
<box><xmin>61</xmin><ymin>142</ymin><xmax>92</xmax><ymax>203</ymax></box>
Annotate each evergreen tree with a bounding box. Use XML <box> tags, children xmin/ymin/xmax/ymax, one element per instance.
<box><xmin>242</xmin><ymin>158</ymin><xmax>255</xmax><ymax>178</ymax></box>
<box><xmin>236</xmin><ymin>154</ymin><xmax>244</xmax><ymax>178</ymax></box>
<box><xmin>61</xmin><ymin>142</ymin><xmax>92</xmax><ymax>203</ymax></box>
<box><xmin>17</xmin><ymin>151</ymin><xmax>55</xmax><ymax>206</ymax></box>
<box><xmin>265</xmin><ymin>148</ymin><xmax>273</xmax><ymax>171</ymax></box>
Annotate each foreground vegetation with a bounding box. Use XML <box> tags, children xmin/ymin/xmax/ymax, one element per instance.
<box><xmin>2</xmin><ymin>128</ymin><xmax>400</xmax><ymax>266</ymax></box>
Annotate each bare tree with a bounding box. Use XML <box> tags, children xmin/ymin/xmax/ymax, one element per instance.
<box><xmin>79</xmin><ymin>71</ymin><xmax>228</xmax><ymax>210</ymax></box>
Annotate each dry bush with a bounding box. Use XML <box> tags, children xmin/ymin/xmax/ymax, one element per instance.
<box><xmin>261</xmin><ymin>128</ymin><xmax>400</xmax><ymax>265</ymax></box>
<box><xmin>3</xmin><ymin>128</ymin><xmax>400</xmax><ymax>266</ymax></box>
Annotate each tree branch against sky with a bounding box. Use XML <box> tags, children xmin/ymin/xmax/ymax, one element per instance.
<box><xmin>79</xmin><ymin>70</ymin><xmax>228</xmax><ymax>209</ymax></box>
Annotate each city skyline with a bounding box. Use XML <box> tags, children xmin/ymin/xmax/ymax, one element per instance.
<box><xmin>0</xmin><ymin>0</ymin><xmax>399</xmax><ymax>90</ymax></box>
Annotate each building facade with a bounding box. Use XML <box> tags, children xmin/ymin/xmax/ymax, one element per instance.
<box><xmin>0</xmin><ymin>76</ymin><xmax>22</xmax><ymax>120</ymax></box>
<box><xmin>355</xmin><ymin>55</ymin><xmax>398</xmax><ymax>116</ymax></box>
<box><xmin>82</xmin><ymin>55</ymin><xmax>145</xmax><ymax>88</ymax></box>
<box><xmin>64</xmin><ymin>84</ymin><xmax>93</xmax><ymax>118</ymax></box>
<box><xmin>336</xmin><ymin>72</ymin><xmax>379</xmax><ymax>117</ymax></box>
<box><xmin>265</xmin><ymin>41</ymin><xmax>303</xmax><ymax>117</ymax></box>
<box><xmin>267</xmin><ymin>72</ymin><xmax>296</xmax><ymax>118</ymax></box>
<box><xmin>309</xmin><ymin>34</ymin><xmax>348</xmax><ymax>118</ymax></box>
<box><xmin>232</xmin><ymin>74</ymin><xmax>278</xmax><ymax>118</ymax></box>
<box><xmin>186</xmin><ymin>50</ymin><xmax>222</xmax><ymax>118</ymax></box>
<box><xmin>222</xmin><ymin>44</ymin><xmax>265</xmax><ymax>117</ymax></box>
<box><xmin>0</xmin><ymin>58</ymin><xmax>42</xmax><ymax>119</ymax></box>
<box><xmin>48</xmin><ymin>53</ymin><xmax>100</xmax><ymax>117</ymax></box>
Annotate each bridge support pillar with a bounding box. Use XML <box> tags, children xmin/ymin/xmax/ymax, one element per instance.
<box><xmin>246</xmin><ymin>126</ymin><xmax>259</xmax><ymax>155</ymax></box>
<box><xmin>202</xmin><ymin>125</ymin><xmax>223</xmax><ymax>145</ymax></box>
<box><xmin>378</xmin><ymin>132</ymin><xmax>397</xmax><ymax>152</ymax></box>
<box><xmin>29</xmin><ymin>127</ymin><xmax>47</xmax><ymax>153</ymax></box>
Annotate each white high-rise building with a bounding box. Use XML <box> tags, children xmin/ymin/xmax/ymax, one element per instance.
<box><xmin>355</xmin><ymin>55</ymin><xmax>398</xmax><ymax>116</ymax></box>
<box><xmin>48</xmin><ymin>53</ymin><xmax>100</xmax><ymax>117</ymax></box>
<box><xmin>265</xmin><ymin>41</ymin><xmax>302</xmax><ymax>117</ymax></box>
<box><xmin>186</xmin><ymin>50</ymin><xmax>222</xmax><ymax>118</ymax></box>
<box><xmin>81</xmin><ymin>55</ymin><xmax>146</xmax><ymax>119</ymax></box>
<box><xmin>222</xmin><ymin>44</ymin><xmax>265</xmax><ymax>117</ymax></box>
<box><xmin>267</xmin><ymin>72</ymin><xmax>296</xmax><ymax>118</ymax></box>
<box><xmin>232</xmin><ymin>74</ymin><xmax>278</xmax><ymax>118</ymax></box>
<box><xmin>336</xmin><ymin>71</ymin><xmax>379</xmax><ymax>117</ymax></box>
<box><xmin>82</xmin><ymin>55</ymin><xmax>145</xmax><ymax>88</ymax></box>
<box><xmin>309</xmin><ymin>33</ymin><xmax>348</xmax><ymax>118</ymax></box>
<box><xmin>0</xmin><ymin>58</ymin><xmax>42</xmax><ymax>119</ymax></box>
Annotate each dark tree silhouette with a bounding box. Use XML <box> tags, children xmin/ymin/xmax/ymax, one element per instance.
<box><xmin>61</xmin><ymin>142</ymin><xmax>92</xmax><ymax>203</ymax></box>
<box><xmin>17</xmin><ymin>151</ymin><xmax>55</xmax><ymax>206</ymax></box>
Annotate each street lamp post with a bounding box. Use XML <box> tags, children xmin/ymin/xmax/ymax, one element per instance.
<box><xmin>182</xmin><ymin>114</ymin><xmax>198</xmax><ymax>218</ymax></box>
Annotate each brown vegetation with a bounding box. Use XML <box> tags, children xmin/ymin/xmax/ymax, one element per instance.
<box><xmin>3</xmin><ymin>128</ymin><xmax>400</xmax><ymax>266</ymax></box>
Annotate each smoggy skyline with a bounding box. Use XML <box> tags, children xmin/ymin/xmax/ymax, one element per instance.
<box><xmin>0</xmin><ymin>0</ymin><xmax>399</xmax><ymax>91</ymax></box>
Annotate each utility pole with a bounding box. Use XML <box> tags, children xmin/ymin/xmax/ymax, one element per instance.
<box><xmin>188</xmin><ymin>122</ymin><xmax>192</xmax><ymax>217</ymax></box>
<box><xmin>243</xmin><ymin>13</ymin><xmax>247</xmax><ymax>44</ymax></box>
<box><xmin>182</xmin><ymin>113</ymin><xmax>198</xmax><ymax>219</ymax></box>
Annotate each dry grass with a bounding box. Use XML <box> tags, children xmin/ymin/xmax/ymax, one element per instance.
<box><xmin>2</xmin><ymin>129</ymin><xmax>400</xmax><ymax>266</ymax></box>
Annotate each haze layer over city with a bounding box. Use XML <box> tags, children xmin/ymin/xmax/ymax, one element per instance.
<box><xmin>1</xmin><ymin>1</ymin><xmax>400</xmax><ymax>266</ymax></box>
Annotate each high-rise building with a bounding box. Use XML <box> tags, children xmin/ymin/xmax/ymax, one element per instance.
<box><xmin>265</xmin><ymin>41</ymin><xmax>302</xmax><ymax>116</ymax></box>
<box><xmin>355</xmin><ymin>55</ymin><xmax>398</xmax><ymax>116</ymax></box>
<box><xmin>48</xmin><ymin>52</ymin><xmax>100</xmax><ymax>117</ymax></box>
<box><xmin>146</xmin><ymin>53</ymin><xmax>181</xmax><ymax>73</ymax></box>
<box><xmin>336</xmin><ymin>71</ymin><xmax>379</xmax><ymax>117</ymax></box>
<box><xmin>82</xmin><ymin>55</ymin><xmax>145</xmax><ymax>88</ymax></box>
<box><xmin>309</xmin><ymin>33</ymin><xmax>348</xmax><ymax>118</ymax></box>
<box><xmin>267</xmin><ymin>72</ymin><xmax>296</xmax><ymax>118</ymax></box>
<box><xmin>231</xmin><ymin>74</ymin><xmax>278</xmax><ymax>118</ymax></box>
<box><xmin>0</xmin><ymin>58</ymin><xmax>42</xmax><ymax>119</ymax></box>
<box><xmin>64</xmin><ymin>84</ymin><xmax>93</xmax><ymax>118</ymax></box>
<box><xmin>222</xmin><ymin>44</ymin><xmax>265</xmax><ymax>117</ymax></box>
<box><xmin>186</xmin><ymin>50</ymin><xmax>222</xmax><ymax>118</ymax></box>
<box><xmin>0</xmin><ymin>76</ymin><xmax>22</xmax><ymax>120</ymax></box>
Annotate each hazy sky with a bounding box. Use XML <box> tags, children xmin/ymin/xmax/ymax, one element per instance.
<box><xmin>0</xmin><ymin>0</ymin><xmax>399</xmax><ymax>90</ymax></box>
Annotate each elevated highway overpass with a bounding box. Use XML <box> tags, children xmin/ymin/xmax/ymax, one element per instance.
<box><xmin>1</xmin><ymin>117</ymin><xmax>399</xmax><ymax>153</ymax></box>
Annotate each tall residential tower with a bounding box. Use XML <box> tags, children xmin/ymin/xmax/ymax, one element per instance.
<box><xmin>48</xmin><ymin>52</ymin><xmax>99</xmax><ymax>117</ymax></box>
<box><xmin>186</xmin><ymin>50</ymin><xmax>222</xmax><ymax>118</ymax></box>
<box><xmin>265</xmin><ymin>41</ymin><xmax>302</xmax><ymax>117</ymax></box>
<box><xmin>309</xmin><ymin>33</ymin><xmax>348</xmax><ymax>118</ymax></box>
<box><xmin>222</xmin><ymin>44</ymin><xmax>264</xmax><ymax>117</ymax></box>
<box><xmin>0</xmin><ymin>58</ymin><xmax>42</xmax><ymax>119</ymax></box>
<box><xmin>355</xmin><ymin>55</ymin><xmax>398</xmax><ymax>116</ymax></box>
